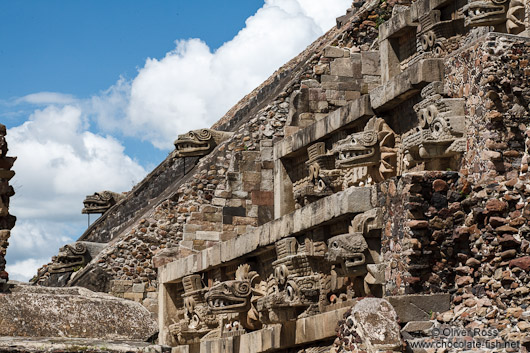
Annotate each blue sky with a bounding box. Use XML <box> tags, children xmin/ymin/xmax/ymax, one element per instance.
<box><xmin>0</xmin><ymin>0</ymin><xmax>351</xmax><ymax>281</ymax></box>
<box><xmin>0</xmin><ymin>0</ymin><xmax>264</xmax><ymax>164</ymax></box>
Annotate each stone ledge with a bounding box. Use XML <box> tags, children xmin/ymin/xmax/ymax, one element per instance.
<box><xmin>369</xmin><ymin>58</ymin><xmax>444</xmax><ymax>112</ymax></box>
<box><xmin>198</xmin><ymin>307</ymin><xmax>350</xmax><ymax>353</ymax></box>
<box><xmin>274</xmin><ymin>95</ymin><xmax>374</xmax><ymax>159</ymax></box>
<box><xmin>159</xmin><ymin>187</ymin><xmax>374</xmax><ymax>284</ymax></box>
<box><xmin>379</xmin><ymin>7</ymin><xmax>415</xmax><ymax>40</ymax></box>
<box><xmin>387</xmin><ymin>293</ymin><xmax>451</xmax><ymax>323</ymax></box>
<box><xmin>0</xmin><ymin>337</ymin><xmax>168</xmax><ymax>353</ymax></box>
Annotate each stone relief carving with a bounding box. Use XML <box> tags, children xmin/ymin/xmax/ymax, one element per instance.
<box><xmin>81</xmin><ymin>191</ymin><xmax>125</xmax><ymax>215</ymax></box>
<box><xmin>257</xmin><ymin>237</ymin><xmax>328</xmax><ymax>324</ymax></box>
<box><xmin>334</xmin><ymin>117</ymin><xmax>397</xmax><ymax>186</ymax></box>
<box><xmin>463</xmin><ymin>0</ymin><xmax>526</xmax><ymax>34</ymax></box>
<box><xmin>167</xmin><ymin>209</ymin><xmax>386</xmax><ymax>340</ymax></box>
<box><xmin>204</xmin><ymin>264</ymin><xmax>266</xmax><ymax>337</ymax></box>
<box><xmin>48</xmin><ymin>243</ymin><xmax>91</xmax><ymax>274</ymax></box>
<box><xmin>169</xmin><ymin>275</ymin><xmax>217</xmax><ymax>344</ymax></box>
<box><xmin>293</xmin><ymin>117</ymin><xmax>397</xmax><ymax>207</ymax></box>
<box><xmin>35</xmin><ymin>242</ymin><xmax>106</xmax><ymax>287</ymax></box>
<box><xmin>402</xmin><ymin>82</ymin><xmax>466</xmax><ymax>171</ymax></box>
<box><xmin>417</xmin><ymin>8</ymin><xmax>465</xmax><ymax>57</ymax></box>
<box><xmin>326</xmin><ymin>209</ymin><xmax>384</xmax><ymax>297</ymax></box>
<box><xmin>173</xmin><ymin>129</ymin><xmax>233</xmax><ymax>158</ymax></box>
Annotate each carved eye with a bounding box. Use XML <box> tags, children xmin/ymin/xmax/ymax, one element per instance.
<box><xmin>331</xmin><ymin>241</ymin><xmax>339</xmax><ymax>249</ymax></box>
<box><xmin>351</xmin><ymin>137</ymin><xmax>357</xmax><ymax>144</ymax></box>
<box><xmin>188</xmin><ymin>131</ymin><xmax>195</xmax><ymax>138</ymax></box>
<box><xmin>286</xmin><ymin>285</ymin><xmax>295</xmax><ymax>301</ymax></box>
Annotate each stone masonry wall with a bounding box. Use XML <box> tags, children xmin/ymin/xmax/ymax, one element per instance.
<box><xmin>377</xmin><ymin>34</ymin><xmax>530</xmax><ymax>350</ymax></box>
<box><xmin>0</xmin><ymin>124</ymin><xmax>16</xmax><ymax>291</ymax></box>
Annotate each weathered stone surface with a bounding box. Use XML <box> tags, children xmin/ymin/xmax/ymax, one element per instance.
<box><xmin>334</xmin><ymin>298</ymin><xmax>402</xmax><ymax>353</ymax></box>
<box><xmin>0</xmin><ymin>285</ymin><xmax>158</xmax><ymax>340</ymax></box>
<box><xmin>0</xmin><ymin>337</ymin><xmax>168</xmax><ymax>353</ymax></box>
<box><xmin>388</xmin><ymin>294</ymin><xmax>451</xmax><ymax>322</ymax></box>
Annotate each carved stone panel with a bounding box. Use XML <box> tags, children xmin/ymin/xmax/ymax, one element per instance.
<box><xmin>402</xmin><ymin>81</ymin><xmax>466</xmax><ymax>171</ymax></box>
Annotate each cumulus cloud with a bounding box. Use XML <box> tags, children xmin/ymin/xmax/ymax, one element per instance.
<box><xmin>5</xmin><ymin>105</ymin><xmax>147</xmax><ymax>280</ymax></box>
<box><xmin>5</xmin><ymin>220</ymin><xmax>76</xmax><ymax>281</ymax></box>
<box><xmin>97</xmin><ymin>0</ymin><xmax>351</xmax><ymax>148</ymax></box>
<box><xmin>17</xmin><ymin>92</ymin><xmax>77</xmax><ymax>105</ymax></box>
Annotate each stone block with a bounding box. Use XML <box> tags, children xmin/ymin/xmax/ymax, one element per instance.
<box><xmin>324</xmin><ymin>46</ymin><xmax>349</xmax><ymax>58</ymax></box>
<box><xmin>232</xmin><ymin>216</ymin><xmax>258</xmax><ymax>227</ymax></box>
<box><xmin>387</xmin><ymin>293</ymin><xmax>451</xmax><ymax>322</ymax></box>
<box><xmin>402</xmin><ymin>320</ymin><xmax>434</xmax><ymax>335</ymax></box>
<box><xmin>330</xmin><ymin>58</ymin><xmax>355</xmax><ymax>78</ymax></box>
<box><xmin>345</xmin><ymin>90</ymin><xmax>361</xmax><ymax>101</ymax></box>
<box><xmin>223</xmin><ymin>206</ymin><xmax>246</xmax><ymax>224</ymax></box>
<box><xmin>132</xmin><ymin>283</ymin><xmax>145</xmax><ymax>293</ymax></box>
<box><xmin>124</xmin><ymin>292</ymin><xmax>144</xmax><ymax>302</ymax></box>
<box><xmin>239</xmin><ymin>325</ymin><xmax>282</xmax><ymax>353</ymax></box>
<box><xmin>0</xmin><ymin>285</ymin><xmax>157</xmax><ymax>340</ymax></box>
<box><xmin>251</xmin><ymin>191</ymin><xmax>273</xmax><ymax>206</ymax></box>
<box><xmin>261</xmin><ymin>146</ymin><xmax>273</xmax><ymax>161</ymax></box>
<box><xmin>379</xmin><ymin>7</ymin><xmax>413</xmax><ymax>40</ymax></box>
<box><xmin>195</xmin><ymin>231</ymin><xmax>221</xmax><ymax>241</ymax></box>
<box><xmin>204</xmin><ymin>212</ymin><xmax>222</xmax><ymax>222</ymax></box>
<box><xmin>370</xmin><ymin>59</ymin><xmax>444</xmax><ymax>112</ymax></box>
<box><xmin>212</xmin><ymin>198</ymin><xmax>226</xmax><ymax>206</ymax></box>
<box><xmin>361</xmin><ymin>51</ymin><xmax>380</xmax><ymax>76</ymax></box>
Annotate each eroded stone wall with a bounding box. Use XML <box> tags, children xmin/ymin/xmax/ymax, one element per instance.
<box><xmin>0</xmin><ymin>124</ymin><xmax>16</xmax><ymax>291</ymax></box>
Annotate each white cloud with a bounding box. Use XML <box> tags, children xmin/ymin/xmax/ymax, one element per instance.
<box><xmin>17</xmin><ymin>92</ymin><xmax>77</xmax><ymax>105</ymax></box>
<box><xmin>96</xmin><ymin>0</ymin><xmax>351</xmax><ymax>149</ymax></box>
<box><xmin>8</xmin><ymin>105</ymin><xmax>146</xmax><ymax>220</ymax></box>
<box><xmin>5</xmin><ymin>105</ymin><xmax>146</xmax><ymax>280</ymax></box>
<box><xmin>5</xmin><ymin>220</ymin><xmax>77</xmax><ymax>282</ymax></box>
<box><xmin>6</xmin><ymin>258</ymin><xmax>51</xmax><ymax>282</ymax></box>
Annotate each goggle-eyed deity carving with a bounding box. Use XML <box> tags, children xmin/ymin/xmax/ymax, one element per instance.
<box><xmin>402</xmin><ymin>82</ymin><xmax>466</xmax><ymax>171</ymax></box>
<box><xmin>173</xmin><ymin>129</ymin><xmax>233</xmax><ymax>158</ymax></box>
<box><xmin>257</xmin><ymin>237</ymin><xmax>329</xmax><ymax>324</ymax></box>
<box><xmin>417</xmin><ymin>8</ymin><xmax>465</xmax><ymax>57</ymax></box>
<box><xmin>169</xmin><ymin>275</ymin><xmax>217</xmax><ymax>344</ymax></box>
